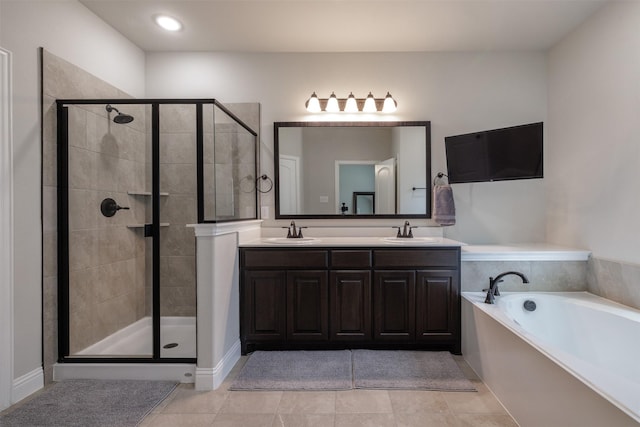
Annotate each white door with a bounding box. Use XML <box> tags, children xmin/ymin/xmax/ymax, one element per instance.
<box><xmin>375</xmin><ymin>158</ymin><xmax>396</xmax><ymax>215</ymax></box>
<box><xmin>279</xmin><ymin>155</ymin><xmax>301</xmax><ymax>214</ymax></box>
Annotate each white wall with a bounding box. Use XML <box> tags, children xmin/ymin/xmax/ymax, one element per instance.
<box><xmin>0</xmin><ymin>0</ymin><xmax>145</xmax><ymax>384</ymax></box>
<box><xmin>146</xmin><ymin>51</ymin><xmax>547</xmax><ymax>242</ymax></box>
<box><xmin>547</xmin><ymin>0</ymin><xmax>640</xmax><ymax>265</ymax></box>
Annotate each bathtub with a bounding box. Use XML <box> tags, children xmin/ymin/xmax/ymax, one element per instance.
<box><xmin>462</xmin><ymin>292</ymin><xmax>640</xmax><ymax>427</ymax></box>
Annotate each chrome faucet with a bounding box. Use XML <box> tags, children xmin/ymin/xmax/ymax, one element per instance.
<box><xmin>283</xmin><ymin>220</ymin><xmax>306</xmax><ymax>238</ymax></box>
<box><xmin>395</xmin><ymin>221</ymin><xmax>417</xmax><ymax>238</ymax></box>
<box><xmin>484</xmin><ymin>271</ymin><xmax>530</xmax><ymax>304</ymax></box>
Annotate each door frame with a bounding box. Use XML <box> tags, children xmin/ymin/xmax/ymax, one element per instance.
<box><xmin>0</xmin><ymin>47</ymin><xmax>14</xmax><ymax>410</ymax></box>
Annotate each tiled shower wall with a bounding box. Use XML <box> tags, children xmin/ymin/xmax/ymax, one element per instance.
<box><xmin>213</xmin><ymin>122</ymin><xmax>258</xmax><ymax>220</ymax></box>
<box><xmin>42</xmin><ymin>49</ymin><xmax>139</xmax><ymax>382</ymax></box>
<box><xmin>66</xmin><ymin>103</ymin><xmax>148</xmax><ymax>354</ymax></box>
<box><xmin>588</xmin><ymin>257</ymin><xmax>640</xmax><ymax>311</ymax></box>
<box><xmin>158</xmin><ymin>104</ymin><xmax>198</xmax><ymax>316</ymax></box>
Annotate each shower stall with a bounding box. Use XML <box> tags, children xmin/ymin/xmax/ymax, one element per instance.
<box><xmin>55</xmin><ymin>99</ymin><xmax>258</xmax><ymax>364</ymax></box>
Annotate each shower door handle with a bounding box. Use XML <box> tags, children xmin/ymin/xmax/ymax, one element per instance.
<box><xmin>100</xmin><ymin>198</ymin><xmax>130</xmax><ymax>217</ymax></box>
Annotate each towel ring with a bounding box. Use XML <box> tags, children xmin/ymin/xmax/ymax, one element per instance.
<box><xmin>433</xmin><ymin>172</ymin><xmax>449</xmax><ymax>186</ymax></box>
<box><xmin>256</xmin><ymin>174</ymin><xmax>274</xmax><ymax>193</ymax></box>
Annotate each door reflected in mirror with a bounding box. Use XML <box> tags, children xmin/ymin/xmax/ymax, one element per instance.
<box><xmin>275</xmin><ymin>121</ymin><xmax>431</xmax><ymax>219</ymax></box>
<box><xmin>353</xmin><ymin>192</ymin><xmax>375</xmax><ymax>215</ymax></box>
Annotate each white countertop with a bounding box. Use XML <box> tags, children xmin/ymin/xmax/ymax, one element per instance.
<box><xmin>239</xmin><ymin>236</ymin><xmax>465</xmax><ymax>248</ymax></box>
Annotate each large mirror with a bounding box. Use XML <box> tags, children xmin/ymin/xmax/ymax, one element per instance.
<box><xmin>274</xmin><ymin>121</ymin><xmax>431</xmax><ymax>219</ymax></box>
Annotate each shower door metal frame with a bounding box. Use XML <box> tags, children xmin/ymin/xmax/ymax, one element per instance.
<box><xmin>56</xmin><ymin>98</ymin><xmax>257</xmax><ymax>364</ymax></box>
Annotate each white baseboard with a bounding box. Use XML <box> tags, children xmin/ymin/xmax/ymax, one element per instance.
<box><xmin>12</xmin><ymin>367</ymin><xmax>44</xmax><ymax>404</ymax></box>
<box><xmin>195</xmin><ymin>340</ymin><xmax>241</xmax><ymax>391</ymax></box>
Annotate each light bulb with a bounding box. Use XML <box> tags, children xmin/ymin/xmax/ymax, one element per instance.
<box><xmin>382</xmin><ymin>92</ymin><xmax>397</xmax><ymax>113</ymax></box>
<box><xmin>305</xmin><ymin>92</ymin><xmax>321</xmax><ymax>113</ymax></box>
<box><xmin>362</xmin><ymin>92</ymin><xmax>377</xmax><ymax>113</ymax></box>
<box><xmin>326</xmin><ymin>92</ymin><xmax>340</xmax><ymax>113</ymax></box>
<box><xmin>344</xmin><ymin>92</ymin><xmax>359</xmax><ymax>113</ymax></box>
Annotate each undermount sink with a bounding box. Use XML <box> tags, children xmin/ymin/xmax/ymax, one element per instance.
<box><xmin>265</xmin><ymin>237</ymin><xmax>320</xmax><ymax>245</ymax></box>
<box><xmin>381</xmin><ymin>237</ymin><xmax>438</xmax><ymax>244</ymax></box>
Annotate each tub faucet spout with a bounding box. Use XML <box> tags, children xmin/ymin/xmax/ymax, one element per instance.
<box><xmin>484</xmin><ymin>271</ymin><xmax>529</xmax><ymax>304</ymax></box>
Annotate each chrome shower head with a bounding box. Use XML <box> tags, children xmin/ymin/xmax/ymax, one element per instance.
<box><xmin>105</xmin><ymin>104</ymin><xmax>134</xmax><ymax>124</ymax></box>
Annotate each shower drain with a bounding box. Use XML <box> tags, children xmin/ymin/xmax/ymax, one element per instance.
<box><xmin>163</xmin><ymin>343</ymin><xmax>179</xmax><ymax>349</ymax></box>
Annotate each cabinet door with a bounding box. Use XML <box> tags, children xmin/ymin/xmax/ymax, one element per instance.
<box><xmin>330</xmin><ymin>271</ymin><xmax>372</xmax><ymax>341</ymax></box>
<box><xmin>415</xmin><ymin>270</ymin><xmax>459</xmax><ymax>341</ymax></box>
<box><xmin>243</xmin><ymin>271</ymin><xmax>287</xmax><ymax>341</ymax></box>
<box><xmin>287</xmin><ymin>271</ymin><xmax>329</xmax><ymax>341</ymax></box>
<box><xmin>373</xmin><ymin>271</ymin><xmax>416</xmax><ymax>341</ymax></box>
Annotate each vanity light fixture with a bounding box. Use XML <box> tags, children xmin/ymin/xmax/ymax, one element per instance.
<box><xmin>154</xmin><ymin>14</ymin><xmax>183</xmax><ymax>31</ymax></box>
<box><xmin>325</xmin><ymin>92</ymin><xmax>340</xmax><ymax>113</ymax></box>
<box><xmin>344</xmin><ymin>92</ymin><xmax>359</xmax><ymax>113</ymax></box>
<box><xmin>382</xmin><ymin>91</ymin><xmax>398</xmax><ymax>113</ymax></box>
<box><xmin>304</xmin><ymin>92</ymin><xmax>322</xmax><ymax>113</ymax></box>
<box><xmin>362</xmin><ymin>92</ymin><xmax>377</xmax><ymax>113</ymax></box>
<box><xmin>304</xmin><ymin>92</ymin><xmax>398</xmax><ymax>113</ymax></box>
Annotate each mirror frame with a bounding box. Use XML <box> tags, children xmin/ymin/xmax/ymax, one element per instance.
<box><xmin>274</xmin><ymin>121</ymin><xmax>432</xmax><ymax>219</ymax></box>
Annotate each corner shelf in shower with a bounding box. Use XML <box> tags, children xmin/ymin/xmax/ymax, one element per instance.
<box><xmin>127</xmin><ymin>191</ymin><xmax>169</xmax><ymax>196</ymax></box>
<box><xmin>126</xmin><ymin>223</ymin><xmax>170</xmax><ymax>229</ymax></box>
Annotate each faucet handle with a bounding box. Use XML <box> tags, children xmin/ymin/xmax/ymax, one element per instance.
<box><xmin>282</xmin><ymin>226</ymin><xmax>292</xmax><ymax>238</ymax></box>
<box><xmin>393</xmin><ymin>226</ymin><xmax>401</xmax><ymax>237</ymax></box>
<box><xmin>297</xmin><ymin>227</ymin><xmax>307</xmax><ymax>238</ymax></box>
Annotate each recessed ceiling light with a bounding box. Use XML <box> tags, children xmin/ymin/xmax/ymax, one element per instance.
<box><xmin>154</xmin><ymin>15</ymin><xmax>182</xmax><ymax>32</ymax></box>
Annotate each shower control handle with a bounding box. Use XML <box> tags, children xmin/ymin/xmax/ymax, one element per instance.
<box><xmin>100</xmin><ymin>197</ymin><xmax>129</xmax><ymax>218</ymax></box>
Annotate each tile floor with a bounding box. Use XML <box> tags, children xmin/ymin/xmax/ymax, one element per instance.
<box><xmin>140</xmin><ymin>355</ymin><xmax>519</xmax><ymax>427</ymax></box>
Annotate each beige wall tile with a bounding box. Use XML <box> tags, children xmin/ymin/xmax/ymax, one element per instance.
<box><xmin>160</xmin><ymin>163</ymin><xmax>197</xmax><ymax>195</ymax></box>
<box><xmin>160</xmin><ymin>104</ymin><xmax>197</xmax><ymax>133</ymax></box>
<box><xmin>160</xmin><ymin>132</ymin><xmax>196</xmax><ymax>165</ymax></box>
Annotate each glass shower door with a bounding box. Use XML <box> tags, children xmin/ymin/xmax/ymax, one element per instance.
<box><xmin>63</xmin><ymin>102</ymin><xmax>153</xmax><ymax>357</ymax></box>
<box><xmin>158</xmin><ymin>103</ymin><xmax>197</xmax><ymax>358</ymax></box>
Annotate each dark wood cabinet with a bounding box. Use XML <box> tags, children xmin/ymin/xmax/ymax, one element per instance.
<box><xmin>330</xmin><ymin>270</ymin><xmax>371</xmax><ymax>341</ymax></box>
<box><xmin>240</xmin><ymin>246</ymin><xmax>461</xmax><ymax>354</ymax></box>
<box><xmin>242</xmin><ymin>270</ymin><xmax>286</xmax><ymax>342</ymax></box>
<box><xmin>373</xmin><ymin>271</ymin><xmax>416</xmax><ymax>341</ymax></box>
<box><xmin>287</xmin><ymin>271</ymin><xmax>328</xmax><ymax>340</ymax></box>
<box><xmin>415</xmin><ymin>270</ymin><xmax>459</xmax><ymax>343</ymax></box>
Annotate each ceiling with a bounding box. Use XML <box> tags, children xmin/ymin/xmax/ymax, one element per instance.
<box><xmin>79</xmin><ymin>0</ymin><xmax>608</xmax><ymax>53</ymax></box>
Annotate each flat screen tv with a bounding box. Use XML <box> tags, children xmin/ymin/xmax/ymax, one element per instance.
<box><xmin>445</xmin><ymin>122</ymin><xmax>543</xmax><ymax>184</ymax></box>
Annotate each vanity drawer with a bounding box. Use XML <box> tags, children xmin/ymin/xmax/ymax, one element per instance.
<box><xmin>330</xmin><ymin>250</ymin><xmax>372</xmax><ymax>269</ymax></box>
<box><xmin>243</xmin><ymin>249</ymin><xmax>328</xmax><ymax>269</ymax></box>
<box><xmin>373</xmin><ymin>249</ymin><xmax>458</xmax><ymax>268</ymax></box>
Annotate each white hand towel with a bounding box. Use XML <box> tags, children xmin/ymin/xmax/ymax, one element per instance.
<box><xmin>433</xmin><ymin>185</ymin><xmax>456</xmax><ymax>226</ymax></box>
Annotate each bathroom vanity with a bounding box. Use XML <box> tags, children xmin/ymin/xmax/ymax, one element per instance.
<box><xmin>239</xmin><ymin>238</ymin><xmax>462</xmax><ymax>354</ymax></box>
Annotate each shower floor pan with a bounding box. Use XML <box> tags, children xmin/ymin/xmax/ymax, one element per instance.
<box><xmin>75</xmin><ymin>316</ymin><xmax>196</xmax><ymax>358</ymax></box>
